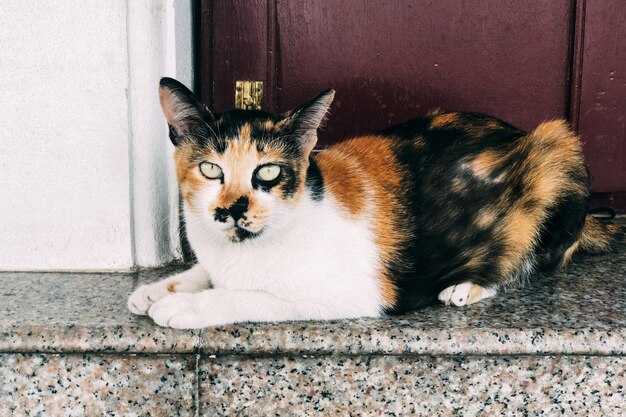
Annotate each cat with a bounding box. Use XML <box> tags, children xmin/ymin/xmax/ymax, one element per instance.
<box><xmin>128</xmin><ymin>77</ymin><xmax>622</xmax><ymax>329</ymax></box>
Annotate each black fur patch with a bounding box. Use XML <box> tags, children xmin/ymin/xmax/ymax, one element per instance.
<box><xmin>305</xmin><ymin>158</ymin><xmax>324</xmax><ymax>201</ymax></box>
<box><xmin>377</xmin><ymin>112</ymin><xmax>585</xmax><ymax>314</ymax></box>
<box><xmin>214</xmin><ymin>207</ymin><xmax>230</xmax><ymax>223</ymax></box>
<box><xmin>228</xmin><ymin>196</ymin><xmax>249</xmax><ymax>221</ymax></box>
<box><xmin>234</xmin><ymin>227</ymin><xmax>261</xmax><ymax>242</ymax></box>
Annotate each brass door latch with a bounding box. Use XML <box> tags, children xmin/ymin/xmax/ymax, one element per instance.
<box><xmin>235</xmin><ymin>81</ymin><xmax>264</xmax><ymax>110</ymax></box>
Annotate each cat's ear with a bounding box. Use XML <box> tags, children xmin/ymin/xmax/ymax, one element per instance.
<box><xmin>279</xmin><ymin>88</ymin><xmax>335</xmax><ymax>155</ymax></box>
<box><xmin>159</xmin><ymin>77</ymin><xmax>214</xmax><ymax>145</ymax></box>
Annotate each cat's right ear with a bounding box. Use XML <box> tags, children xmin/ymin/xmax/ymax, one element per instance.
<box><xmin>276</xmin><ymin>88</ymin><xmax>335</xmax><ymax>156</ymax></box>
<box><xmin>159</xmin><ymin>77</ymin><xmax>214</xmax><ymax>145</ymax></box>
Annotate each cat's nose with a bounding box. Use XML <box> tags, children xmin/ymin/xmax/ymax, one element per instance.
<box><xmin>228</xmin><ymin>196</ymin><xmax>249</xmax><ymax>221</ymax></box>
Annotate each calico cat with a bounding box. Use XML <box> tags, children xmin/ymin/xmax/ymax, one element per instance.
<box><xmin>128</xmin><ymin>77</ymin><xmax>622</xmax><ymax>329</ymax></box>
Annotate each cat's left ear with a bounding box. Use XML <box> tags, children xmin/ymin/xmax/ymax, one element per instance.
<box><xmin>279</xmin><ymin>88</ymin><xmax>335</xmax><ymax>155</ymax></box>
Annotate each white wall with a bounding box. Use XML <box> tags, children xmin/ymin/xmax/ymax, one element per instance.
<box><xmin>0</xmin><ymin>0</ymin><xmax>192</xmax><ymax>271</ymax></box>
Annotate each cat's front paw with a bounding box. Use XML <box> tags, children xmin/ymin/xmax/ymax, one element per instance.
<box><xmin>128</xmin><ymin>283</ymin><xmax>169</xmax><ymax>315</ymax></box>
<box><xmin>148</xmin><ymin>293</ymin><xmax>213</xmax><ymax>329</ymax></box>
<box><xmin>438</xmin><ymin>282</ymin><xmax>497</xmax><ymax>306</ymax></box>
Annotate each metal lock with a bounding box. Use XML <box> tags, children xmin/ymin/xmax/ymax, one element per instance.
<box><xmin>235</xmin><ymin>81</ymin><xmax>264</xmax><ymax>110</ymax></box>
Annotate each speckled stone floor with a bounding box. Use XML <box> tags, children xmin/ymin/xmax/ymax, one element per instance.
<box><xmin>1</xmin><ymin>241</ymin><xmax>624</xmax><ymax>416</ymax></box>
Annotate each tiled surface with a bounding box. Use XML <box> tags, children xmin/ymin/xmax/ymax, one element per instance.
<box><xmin>0</xmin><ymin>353</ymin><xmax>196</xmax><ymax>417</ymax></box>
<box><xmin>0</xmin><ymin>266</ymin><xmax>200</xmax><ymax>353</ymax></box>
<box><xmin>199</xmin><ymin>354</ymin><xmax>625</xmax><ymax>417</ymax></box>
<box><xmin>1</xmin><ymin>246</ymin><xmax>625</xmax><ymax>355</ymax></box>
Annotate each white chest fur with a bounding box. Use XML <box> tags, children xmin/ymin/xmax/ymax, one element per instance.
<box><xmin>185</xmin><ymin>194</ymin><xmax>383</xmax><ymax>317</ymax></box>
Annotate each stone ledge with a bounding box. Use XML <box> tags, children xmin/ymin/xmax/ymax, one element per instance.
<box><xmin>0</xmin><ymin>267</ymin><xmax>200</xmax><ymax>354</ymax></box>
<box><xmin>199</xmin><ymin>354</ymin><xmax>625</xmax><ymax>416</ymax></box>
<box><xmin>0</xmin><ymin>353</ymin><xmax>197</xmax><ymax>416</ymax></box>
<box><xmin>1</xmin><ymin>246</ymin><xmax>624</xmax><ymax>356</ymax></box>
<box><xmin>2</xmin><ymin>352</ymin><xmax>623</xmax><ymax>416</ymax></box>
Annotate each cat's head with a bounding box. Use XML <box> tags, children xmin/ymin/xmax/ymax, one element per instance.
<box><xmin>159</xmin><ymin>77</ymin><xmax>334</xmax><ymax>243</ymax></box>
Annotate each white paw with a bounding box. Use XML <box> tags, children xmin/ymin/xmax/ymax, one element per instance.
<box><xmin>438</xmin><ymin>282</ymin><xmax>472</xmax><ymax>306</ymax></box>
<box><xmin>127</xmin><ymin>283</ymin><xmax>168</xmax><ymax>315</ymax></box>
<box><xmin>438</xmin><ymin>282</ymin><xmax>497</xmax><ymax>307</ymax></box>
<box><xmin>148</xmin><ymin>293</ymin><xmax>209</xmax><ymax>329</ymax></box>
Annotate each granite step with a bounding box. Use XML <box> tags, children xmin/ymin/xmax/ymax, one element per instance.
<box><xmin>1</xmin><ymin>246</ymin><xmax>624</xmax><ymax>416</ymax></box>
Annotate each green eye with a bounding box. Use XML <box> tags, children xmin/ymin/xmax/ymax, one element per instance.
<box><xmin>256</xmin><ymin>165</ymin><xmax>281</xmax><ymax>182</ymax></box>
<box><xmin>199</xmin><ymin>162</ymin><xmax>223</xmax><ymax>179</ymax></box>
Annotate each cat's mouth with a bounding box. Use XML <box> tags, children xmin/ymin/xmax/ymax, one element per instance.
<box><xmin>228</xmin><ymin>225</ymin><xmax>263</xmax><ymax>242</ymax></box>
<box><xmin>215</xmin><ymin>216</ymin><xmax>264</xmax><ymax>242</ymax></box>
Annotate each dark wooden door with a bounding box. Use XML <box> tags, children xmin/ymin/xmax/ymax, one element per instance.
<box><xmin>197</xmin><ymin>0</ymin><xmax>626</xmax><ymax>210</ymax></box>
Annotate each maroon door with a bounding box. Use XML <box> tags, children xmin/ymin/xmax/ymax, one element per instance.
<box><xmin>197</xmin><ymin>0</ymin><xmax>626</xmax><ymax>210</ymax></box>
<box><xmin>574</xmin><ymin>0</ymin><xmax>626</xmax><ymax>205</ymax></box>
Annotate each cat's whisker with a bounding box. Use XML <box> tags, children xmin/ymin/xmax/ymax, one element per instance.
<box><xmin>199</xmin><ymin>119</ymin><xmax>220</xmax><ymax>142</ymax></box>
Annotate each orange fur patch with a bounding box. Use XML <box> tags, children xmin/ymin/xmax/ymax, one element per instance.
<box><xmin>167</xmin><ymin>281</ymin><xmax>179</xmax><ymax>293</ymax></box>
<box><xmin>378</xmin><ymin>272</ymin><xmax>399</xmax><ymax>309</ymax></box>
<box><xmin>174</xmin><ymin>146</ymin><xmax>205</xmax><ymax>206</ymax></box>
<box><xmin>578</xmin><ymin>216</ymin><xmax>621</xmax><ymax>254</ymax></box>
<box><xmin>499</xmin><ymin>207</ymin><xmax>539</xmax><ymax>276</ymax></box>
<box><xmin>213</xmin><ymin>127</ymin><xmax>258</xmax><ymax>209</ymax></box>
<box><xmin>467</xmin><ymin>284</ymin><xmax>486</xmax><ymax>304</ymax></box>
<box><xmin>560</xmin><ymin>241</ymin><xmax>580</xmax><ymax>267</ymax></box>
<box><xmin>465</xmin><ymin>256</ymin><xmax>482</xmax><ymax>270</ymax></box>
<box><xmin>488</xmin><ymin>119</ymin><xmax>588</xmax><ymax>280</ymax></box>
<box><xmin>314</xmin><ymin>150</ymin><xmax>367</xmax><ymax>217</ymax></box>
<box><xmin>475</xmin><ymin>208</ymin><xmax>498</xmax><ymax>230</ymax></box>
<box><xmin>430</xmin><ymin>112</ymin><xmax>459</xmax><ymax>128</ymax></box>
<box><xmin>470</xmin><ymin>151</ymin><xmax>503</xmax><ymax>180</ymax></box>
<box><xmin>464</xmin><ymin>245</ymin><xmax>489</xmax><ymax>270</ymax></box>
<box><xmin>239</xmin><ymin>123</ymin><xmax>252</xmax><ymax>141</ymax></box>
<box><xmin>484</xmin><ymin>121</ymin><xmax>501</xmax><ymax>130</ymax></box>
<box><xmin>514</xmin><ymin>122</ymin><xmax>587</xmax><ymax>270</ymax></box>
<box><xmin>315</xmin><ymin>135</ymin><xmax>406</xmax><ymax>308</ymax></box>
<box><xmin>260</xmin><ymin>147</ymin><xmax>289</xmax><ymax>163</ymax></box>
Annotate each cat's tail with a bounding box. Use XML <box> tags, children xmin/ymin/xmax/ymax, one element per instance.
<box><xmin>577</xmin><ymin>215</ymin><xmax>624</xmax><ymax>254</ymax></box>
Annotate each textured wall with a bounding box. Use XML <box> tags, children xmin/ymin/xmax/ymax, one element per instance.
<box><xmin>127</xmin><ymin>0</ymin><xmax>192</xmax><ymax>268</ymax></box>
<box><xmin>0</xmin><ymin>1</ymin><xmax>191</xmax><ymax>270</ymax></box>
